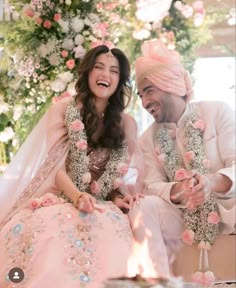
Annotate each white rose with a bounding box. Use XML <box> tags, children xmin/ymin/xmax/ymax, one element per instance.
<box><xmin>67</xmin><ymin>81</ymin><xmax>76</xmax><ymax>96</ymax></box>
<box><xmin>73</xmin><ymin>46</ymin><xmax>86</xmax><ymax>59</ymax></box>
<box><xmin>0</xmin><ymin>127</ymin><xmax>15</xmax><ymax>142</ymax></box>
<box><xmin>74</xmin><ymin>34</ymin><xmax>84</xmax><ymax>46</ymax></box>
<box><xmin>58</xmin><ymin>19</ymin><xmax>70</xmax><ymax>33</ymax></box>
<box><xmin>48</xmin><ymin>53</ymin><xmax>60</xmax><ymax>66</ymax></box>
<box><xmin>37</xmin><ymin>44</ymin><xmax>48</xmax><ymax>58</ymax></box>
<box><xmin>51</xmin><ymin>79</ymin><xmax>66</xmax><ymax>92</ymax></box>
<box><xmin>0</xmin><ymin>102</ymin><xmax>9</xmax><ymax>114</ymax></box>
<box><xmin>71</xmin><ymin>17</ymin><xmax>84</xmax><ymax>33</ymax></box>
<box><xmin>65</xmin><ymin>0</ymin><xmax>71</xmax><ymax>5</ymax></box>
<box><xmin>58</xmin><ymin>71</ymin><xmax>74</xmax><ymax>83</ymax></box>
<box><xmin>62</xmin><ymin>39</ymin><xmax>74</xmax><ymax>50</ymax></box>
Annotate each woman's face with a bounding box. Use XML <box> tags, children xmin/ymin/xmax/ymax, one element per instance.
<box><xmin>88</xmin><ymin>52</ymin><xmax>120</xmax><ymax>101</ymax></box>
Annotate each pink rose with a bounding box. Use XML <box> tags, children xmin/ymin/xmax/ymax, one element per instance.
<box><xmin>174</xmin><ymin>168</ymin><xmax>189</xmax><ymax>181</ymax></box>
<box><xmin>203</xmin><ymin>270</ymin><xmax>215</xmax><ymax>286</ymax></box>
<box><xmin>182</xmin><ymin>229</ymin><xmax>195</xmax><ymax>245</ymax></box>
<box><xmin>192</xmin><ymin>1</ymin><xmax>204</xmax><ymax>12</ymax></box>
<box><xmin>61</xmin><ymin>50</ymin><xmax>68</xmax><ymax>58</ymax></box>
<box><xmin>157</xmin><ymin>153</ymin><xmax>165</xmax><ymax>164</ymax></box>
<box><xmin>60</xmin><ymin>91</ymin><xmax>71</xmax><ymax>99</ymax></box>
<box><xmin>41</xmin><ymin>193</ymin><xmax>58</xmax><ymax>207</ymax></box>
<box><xmin>116</xmin><ymin>162</ymin><xmax>129</xmax><ymax>175</ymax></box>
<box><xmin>184</xmin><ymin>151</ymin><xmax>195</xmax><ymax>162</ymax></box>
<box><xmin>90</xmin><ymin>181</ymin><xmax>101</xmax><ymax>195</ymax></box>
<box><xmin>202</xmin><ymin>158</ymin><xmax>210</xmax><ymax>169</ymax></box>
<box><xmin>82</xmin><ymin>172</ymin><xmax>91</xmax><ymax>184</ymax></box>
<box><xmin>91</xmin><ymin>40</ymin><xmax>103</xmax><ymax>48</ymax></box>
<box><xmin>28</xmin><ymin>198</ymin><xmax>41</xmax><ymax>209</ymax></box>
<box><xmin>43</xmin><ymin>20</ymin><xmax>52</xmax><ymax>29</ymax></box>
<box><xmin>76</xmin><ymin>139</ymin><xmax>87</xmax><ymax>150</ymax></box>
<box><xmin>208</xmin><ymin>211</ymin><xmax>220</xmax><ymax>224</ymax></box>
<box><xmin>70</xmin><ymin>119</ymin><xmax>84</xmax><ymax>132</ymax></box>
<box><xmin>66</xmin><ymin>59</ymin><xmax>75</xmax><ymax>70</ymax></box>
<box><xmin>198</xmin><ymin>240</ymin><xmax>211</xmax><ymax>250</ymax></box>
<box><xmin>192</xmin><ymin>271</ymin><xmax>204</xmax><ymax>284</ymax></box>
<box><xmin>54</xmin><ymin>13</ymin><xmax>61</xmax><ymax>22</ymax></box>
<box><xmin>24</xmin><ymin>9</ymin><xmax>34</xmax><ymax>18</ymax></box>
<box><xmin>167</xmin><ymin>31</ymin><xmax>175</xmax><ymax>40</ymax></box>
<box><xmin>192</xmin><ymin>119</ymin><xmax>205</xmax><ymax>131</ymax></box>
<box><xmin>35</xmin><ymin>17</ymin><xmax>43</xmax><ymax>25</ymax></box>
<box><xmin>113</xmin><ymin>177</ymin><xmax>124</xmax><ymax>189</ymax></box>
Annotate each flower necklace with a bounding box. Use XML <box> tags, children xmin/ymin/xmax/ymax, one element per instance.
<box><xmin>65</xmin><ymin>99</ymin><xmax>128</xmax><ymax>201</ymax></box>
<box><xmin>155</xmin><ymin>113</ymin><xmax>220</xmax><ymax>286</ymax></box>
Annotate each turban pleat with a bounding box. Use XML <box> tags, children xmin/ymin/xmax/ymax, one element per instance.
<box><xmin>134</xmin><ymin>39</ymin><xmax>193</xmax><ymax>101</ymax></box>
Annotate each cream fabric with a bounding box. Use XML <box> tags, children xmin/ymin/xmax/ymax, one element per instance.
<box><xmin>129</xmin><ymin>101</ymin><xmax>235</xmax><ymax>278</ymax></box>
<box><xmin>139</xmin><ymin>101</ymin><xmax>235</xmax><ymax>232</ymax></box>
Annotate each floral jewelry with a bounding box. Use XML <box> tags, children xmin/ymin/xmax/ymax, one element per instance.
<box><xmin>155</xmin><ymin>113</ymin><xmax>220</xmax><ymax>286</ymax></box>
<box><xmin>65</xmin><ymin>99</ymin><xmax>128</xmax><ymax>201</ymax></box>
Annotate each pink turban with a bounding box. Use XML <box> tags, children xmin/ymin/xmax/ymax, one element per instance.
<box><xmin>134</xmin><ymin>39</ymin><xmax>193</xmax><ymax>101</ymax></box>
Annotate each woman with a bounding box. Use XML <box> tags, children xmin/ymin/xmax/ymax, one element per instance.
<box><xmin>0</xmin><ymin>45</ymin><xmax>141</xmax><ymax>288</ymax></box>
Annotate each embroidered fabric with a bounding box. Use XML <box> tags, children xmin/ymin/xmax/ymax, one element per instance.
<box><xmin>0</xmin><ymin>98</ymin><xmax>142</xmax><ymax>287</ymax></box>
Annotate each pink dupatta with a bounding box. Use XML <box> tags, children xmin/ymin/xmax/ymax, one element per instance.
<box><xmin>0</xmin><ymin>99</ymin><xmax>69</xmax><ymax>229</ymax></box>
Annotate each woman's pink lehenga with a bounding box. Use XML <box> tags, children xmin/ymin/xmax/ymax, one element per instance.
<box><xmin>0</xmin><ymin>99</ymin><xmax>138</xmax><ymax>288</ymax></box>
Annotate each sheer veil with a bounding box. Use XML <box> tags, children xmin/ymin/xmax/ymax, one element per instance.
<box><xmin>0</xmin><ymin>99</ymin><xmax>69</xmax><ymax>229</ymax></box>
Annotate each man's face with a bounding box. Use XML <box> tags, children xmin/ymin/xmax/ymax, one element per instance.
<box><xmin>138</xmin><ymin>78</ymin><xmax>177</xmax><ymax>123</ymax></box>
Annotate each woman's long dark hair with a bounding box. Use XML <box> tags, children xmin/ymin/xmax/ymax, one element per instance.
<box><xmin>74</xmin><ymin>45</ymin><xmax>132</xmax><ymax>149</ymax></box>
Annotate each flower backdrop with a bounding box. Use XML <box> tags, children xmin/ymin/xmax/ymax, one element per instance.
<box><xmin>0</xmin><ymin>0</ymin><xmax>230</xmax><ymax>169</ymax></box>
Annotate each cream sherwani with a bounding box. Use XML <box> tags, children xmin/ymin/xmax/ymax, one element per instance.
<box><xmin>129</xmin><ymin>101</ymin><xmax>235</xmax><ymax>277</ymax></box>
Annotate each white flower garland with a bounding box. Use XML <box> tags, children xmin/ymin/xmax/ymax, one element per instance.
<box><xmin>155</xmin><ymin>113</ymin><xmax>220</xmax><ymax>285</ymax></box>
<box><xmin>65</xmin><ymin>99</ymin><xmax>128</xmax><ymax>200</ymax></box>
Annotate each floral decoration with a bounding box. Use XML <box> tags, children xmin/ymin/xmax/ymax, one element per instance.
<box><xmin>28</xmin><ymin>192</ymin><xmax>65</xmax><ymax>210</ymax></box>
<box><xmin>65</xmin><ymin>99</ymin><xmax>128</xmax><ymax>200</ymax></box>
<box><xmin>0</xmin><ymin>0</ymin><xmax>229</xmax><ymax>167</ymax></box>
<box><xmin>155</xmin><ymin>113</ymin><xmax>220</xmax><ymax>285</ymax></box>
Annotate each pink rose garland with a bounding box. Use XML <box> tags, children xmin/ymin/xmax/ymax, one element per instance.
<box><xmin>28</xmin><ymin>193</ymin><xmax>65</xmax><ymax>210</ymax></box>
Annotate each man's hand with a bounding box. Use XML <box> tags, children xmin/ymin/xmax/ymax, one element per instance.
<box><xmin>185</xmin><ymin>171</ymin><xmax>212</xmax><ymax>208</ymax></box>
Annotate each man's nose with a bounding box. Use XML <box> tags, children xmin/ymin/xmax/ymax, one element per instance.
<box><xmin>142</xmin><ymin>97</ymin><xmax>149</xmax><ymax>109</ymax></box>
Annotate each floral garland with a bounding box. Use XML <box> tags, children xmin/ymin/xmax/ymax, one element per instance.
<box><xmin>155</xmin><ymin>113</ymin><xmax>220</xmax><ymax>286</ymax></box>
<box><xmin>64</xmin><ymin>99</ymin><xmax>128</xmax><ymax>201</ymax></box>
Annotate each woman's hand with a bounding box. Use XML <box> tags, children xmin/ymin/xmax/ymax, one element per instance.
<box><xmin>113</xmin><ymin>193</ymin><xmax>144</xmax><ymax>214</ymax></box>
<box><xmin>76</xmin><ymin>192</ymin><xmax>96</xmax><ymax>213</ymax></box>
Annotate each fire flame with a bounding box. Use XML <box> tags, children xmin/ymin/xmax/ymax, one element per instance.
<box><xmin>127</xmin><ymin>212</ymin><xmax>158</xmax><ymax>278</ymax></box>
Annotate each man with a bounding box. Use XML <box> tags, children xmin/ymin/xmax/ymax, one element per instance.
<box><xmin>128</xmin><ymin>39</ymin><xmax>235</xmax><ymax>278</ymax></box>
